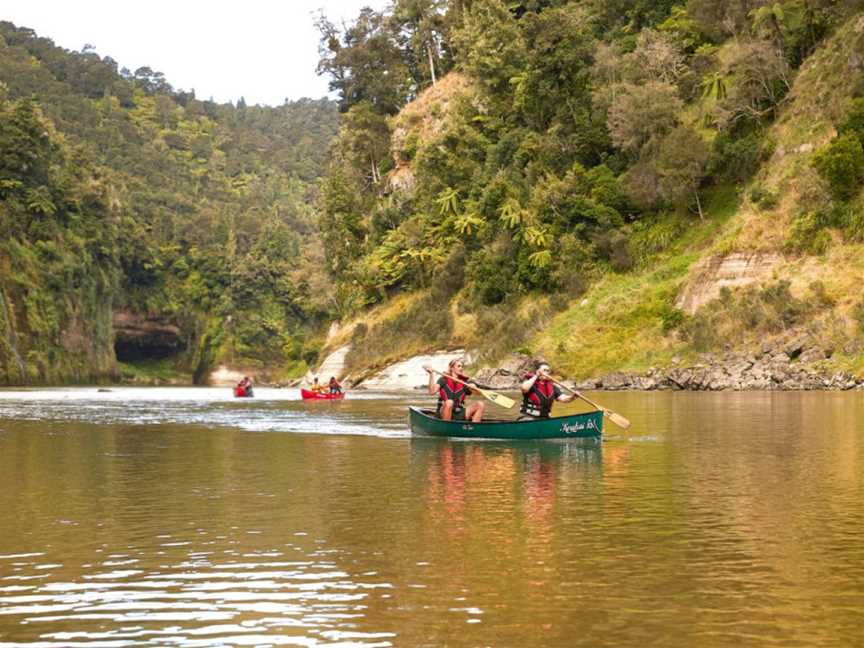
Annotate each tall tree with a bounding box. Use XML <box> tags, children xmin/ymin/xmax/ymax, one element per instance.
<box><xmin>338</xmin><ymin>101</ymin><xmax>392</xmax><ymax>187</ymax></box>
<box><xmin>389</xmin><ymin>0</ymin><xmax>451</xmax><ymax>90</ymax></box>
<box><xmin>451</xmin><ymin>0</ymin><xmax>527</xmax><ymax>101</ymax></box>
<box><xmin>316</xmin><ymin>8</ymin><xmax>410</xmax><ymax>115</ymax></box>
<box><xmin>656</xmin><ymin>126</ymin><xmax>709</xmax><ymax>218</ymax></box>
<box><xmin>607</xmin><ymin>81</ymin><xmax>683</xmax><ymax>156</ymax></box>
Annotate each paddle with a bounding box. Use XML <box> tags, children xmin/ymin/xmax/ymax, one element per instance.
<box><xmin>550</xmin><ymin>377</ymin><xmax>631</xmax><ymax>430</ymax></box>
<box><xmin>424</xmin><ymin>366</ymin><xmax>516</xmax><ymax>409</ymax></box>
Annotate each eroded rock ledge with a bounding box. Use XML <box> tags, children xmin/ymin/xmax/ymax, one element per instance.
<box><xmin>475</xmin><ymin>338</ymin><xmax>863</xmax><ymax>392</ymax></box>
<box><xmin>318</xmin><ymin>330</ymin><xmax>862</xmax><ymax>392</ymax></box>
<box><xmin>585</xmin><ymin>334</ymin><xmax>862</xmax><ymax>391</ymax></box>
<box><xmin>580</xmin><ymin>360</ymin><xmax>861</xmax><ymax>392</ymax></box>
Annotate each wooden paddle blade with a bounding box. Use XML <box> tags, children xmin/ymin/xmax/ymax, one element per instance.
<box><xmin>605</xmin><ymin>410</ymin><xmax>631</xmax><ymax>429</ymax></box>
<box><xmin>552</xmin><ymin>377</ymin><xmax>631</xmax><ymax>429</ymax></box>
<box><xmin>481</xmin><ymin>390</ymin><xmax>516</xmax><ymax>409</ymax></box>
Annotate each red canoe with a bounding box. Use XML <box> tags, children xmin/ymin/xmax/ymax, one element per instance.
<box><xmin>301</xmin><ymin>388</ymin><xmax>344</xmax><ymax>400</ymax></box>
<box><xmin>234</xmin><ymin>386</ymin><xmax>254</xmax><ymax>398</ymax></box>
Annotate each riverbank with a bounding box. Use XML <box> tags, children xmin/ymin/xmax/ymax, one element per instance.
<box><xmin>31</xmin><ymin>337</ymin><xmax>862</xmax><ymax>393</ymax></box>
<box><xmin>341</xmin><ymin>343</ymin><xmax>864</xmax><ymax>392</ymax></box>
<box><xmin>471</xmin><ymin>352</ymin><xmax>863</xmax><ymax>392</ymax></box>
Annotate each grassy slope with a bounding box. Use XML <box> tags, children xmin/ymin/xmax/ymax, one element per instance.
<box><xmin>539</xmin><ymin>187</ymin><xmax>740</xmax><ymax>378</ymax></box>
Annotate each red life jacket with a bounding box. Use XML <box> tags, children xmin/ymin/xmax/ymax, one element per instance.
<box><xmin>521</xmin><ymin>373</ymin><xmax>557</xmax><ymax>417</ymax></box>
<box><xmin>438</xmin><ymin>375</ymin><xmax>471</xmax><ymax>409</ymax></box>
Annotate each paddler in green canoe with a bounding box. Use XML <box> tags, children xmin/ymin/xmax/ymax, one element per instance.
<box><xmin>519</xmin><ymin>361</ymin><xmax>575</xmax><ymax>420</ymax></box>
<box><xmin>423</xmin><ymin>359</ymin><xmax>486</xmax><ymax>422</ymax></box>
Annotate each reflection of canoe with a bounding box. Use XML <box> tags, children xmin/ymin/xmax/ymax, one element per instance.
<box><xmin>234</xmin><ymin>386</ymin><xmax>253</xmax><ymax>398</ymax></box>
<box><xmin>410</xmin><ymin>437</ymin><xmax>603</xmax><ymax>467</ymax></box>
<box><xmin>408</xmin><ymin>406</ymin><xmax>602</xmax><ymax>440</ymax></box>
<box><xmin>301</xmin><ymin>389</ymin><xmax>345</xmax><ymax>400</ymax></box>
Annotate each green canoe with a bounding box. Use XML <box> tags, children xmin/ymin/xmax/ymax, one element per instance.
<box><xmin>408</xmin><ymin>406</ymin><xmax>603</xmax><ymax>440</ymax></box>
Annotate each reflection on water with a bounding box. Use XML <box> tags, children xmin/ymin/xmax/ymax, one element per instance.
<box><xmin>0</xmin><ymin>389</ymin><xmax>862</xmax><ymax>647</ymax></box>
<box><xmin>416</xmin><ymin>438</ymin><xmax>602</xmax><ymax>529</ymax></box>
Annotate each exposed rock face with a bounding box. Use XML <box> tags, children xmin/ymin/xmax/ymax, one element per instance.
<box><xmin>676</xmin><ymin>253</ymin><xmax>782</xmax><ymax>314</ymax></box>
<box><xmin>578</xmin><ymin>336</ymin><xmax>859</xmax><ymax>392</ymax></box>
<box><xmin>209</xmin><ymin>366</ymin><xmax>246</xmax><ymax>386</ymax></box>
<box><xmin>388</xmin><ymin>167</ymin><xmax>416</xmax><ymax>194</ymax></box>
<box><xmin>386</xmin><ymin>72</ymin><xmax>471</xmax><ymax>198</ymax></box>
<box><xmin>112</xmin><ymin>310</ymin><xmax>184</xmax><ymax>361</ymax></box>
<box><xmin>355</xmin><ymin>350</ymin><xmax>469</xmax><ymax>390</ymax></box>
<box><xmin>305</xmin><ymin>345</ymin><xmax>351</xmax><ymax>385</ymax></box>
<box><xmin>585</xmin><ymin>362</ymin><xmax>862</xmax><ymax>391</ymax></box>
<box><xmin>326</xmin><ymin>320</ymin><xmax>351</xmax><ymax>343</ymax></box>
<box><xmin>473</xmin><ymin>353</ymin><xmax>537</xmax><ymax>389</ymax></box>
<box><xmin>465</xmin><ymin>335</ymin><xmax>860</xmax><ymax>392</ymax></box>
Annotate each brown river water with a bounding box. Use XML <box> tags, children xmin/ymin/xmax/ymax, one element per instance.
<box><xmin>0</xmin><ymin>388</ymin><xmax>861</xmax><ymax>647</ymax></box>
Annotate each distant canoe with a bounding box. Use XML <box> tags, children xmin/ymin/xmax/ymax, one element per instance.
<box><xmin>234</xmin><ymin>386</ymin><xmax>254</xmax><ymax>398</ymax></box>
<box><xmin>408</xmin><ymin>406</ymin><xmax>602</xmax><ymax>440</ymax></box>
<box><xmin>301</xmin><ymin>388</ymin><xmax>345</xmax><ymax>400</ymax></box>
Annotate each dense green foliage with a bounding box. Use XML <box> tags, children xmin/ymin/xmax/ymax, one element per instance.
<box><xmin>317</xmin><ymin>0</ymin><xmax>862</xmax><ymax>354</ymax></box>
<box><xmin>788</xmin><ymin>96</ymin><xmax>864</xmax><ymax>253</ymax></box>
<box><xmin>0</xmin><ymin>21</ymin><xmax>339</xmax><ymax>383</ymax></box>
<box><xmin>0</xmin><ymin>93</ymin><xmax>117</xmax><ymax>383</ymax></box>
<box><xmin>5</xmin><ymin>1</ymin><xmax>864</xmax><ymax>384</ymax></box>
<box><xmin>813</xmin><ymin>134</ymin><xmax>864</xmax><ymax>201</ymax></box>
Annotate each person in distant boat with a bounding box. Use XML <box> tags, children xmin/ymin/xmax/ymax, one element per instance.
<box><xmin>424</xmin><ymin>359</ymin><xmax>486</xmax><ymax>422</ymax></box>
<box><xmin>519</xmin><ymin>362</ymin><xmax>573</xmax><ymax>420</ymax></box>
<box><xmin>328</xmin><ymin>376</ymin><xmax>342</xmax><ymax>394</ymax></box>
<box><xmin>312</xmin><ymin>376</ymin><xmax>327</xmax><ymax>393</ymax></box>
<box><xmin>236</xmin><ymin>376</ymin><xmax>254</xmax><ymax>396</ymax></box>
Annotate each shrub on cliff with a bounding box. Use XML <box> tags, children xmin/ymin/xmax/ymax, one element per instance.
<box><xmin>854</xmin><ymin>300</ymin><xmax>864</xmax><ymax>335</ymax></box>
<box><xmin>838</xmin><ymin>98</ymin><xmax>864</xmax><ymax>147</ymax></box>
<box><xmin>679</xmin><ymin>281</ymin><xmax>814</xmax><ymax>351</ymax></box>
<box><xmin>785</xmin><ymin>212</ymin><xmax>832</xmax><ymax>255</ymax></box>
<box><xmin>812</xmin><ymin>134</ymin><xmax>864</xmax><ymax>202</ymax></box>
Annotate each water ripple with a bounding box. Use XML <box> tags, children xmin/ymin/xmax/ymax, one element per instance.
<box><xmin>1</xmin><ymin>389</ymin><xmax>862</xmax><ymax>647</ymax></box>
<box><xmin>0</xmin><ymin>550</ymin><xmax>395</xmax><ymax>647</ymax></box>
<box><xmin>0</xmin><ymin>387</ymin><xmax>416</xmax><ymax>438</ymax></box>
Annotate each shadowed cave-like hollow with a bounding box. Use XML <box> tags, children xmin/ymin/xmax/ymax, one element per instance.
<box><xmin>112</xmin><ymin>310</ymin><xmax>185</xmax><ymax>362</ymax></box>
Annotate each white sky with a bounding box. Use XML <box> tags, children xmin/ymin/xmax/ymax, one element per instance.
<box><xmin>2</xmin><ymin>1</ymin><xmax>390</xmax><ymax>106</ymax></box>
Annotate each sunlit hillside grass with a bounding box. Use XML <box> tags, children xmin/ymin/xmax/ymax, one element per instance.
<box><xmin>538</xmin><ymin>187</ymin><xmax>740</xmax><ymax>378</ymax></box>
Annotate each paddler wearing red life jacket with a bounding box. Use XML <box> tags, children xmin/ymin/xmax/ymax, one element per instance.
<box><xmin>424</xmin><ymin>358</ymin><xmax>486</xmax><ymax>422</ymax></box>
<box><xmin>236</xmin><ymin>375</ymin><xmax>253</xmax><ymax>397</ymax></box>
<box><xmin>520</xmin><ymin>362</ymin><xmax>574</xmax><ymax>420</ymax></box>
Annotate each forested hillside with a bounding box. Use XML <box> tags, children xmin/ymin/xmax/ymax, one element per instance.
<box><xmin>5</xmin><ymin>0</ymin><xmax>864</xmax><ymax>387</ymax></box>
<box><xmin>0</xmin><ymin>21</ymin><xmax>338</xmax><ymax>384</ymax></box>
<box><xmin>315</xmin><ymin>0</ymin><xmax>864</xmax><ymax>380</ymax></box>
